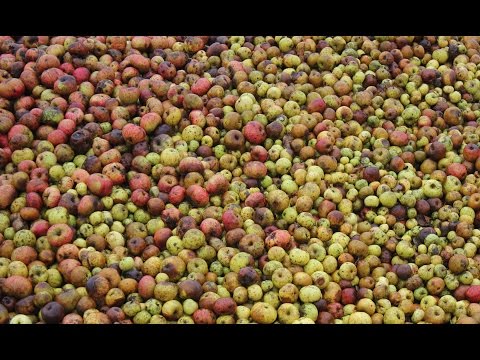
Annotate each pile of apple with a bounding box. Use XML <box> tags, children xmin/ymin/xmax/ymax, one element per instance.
<box><xmin>1</xmin><ymin>36</ymin><xmax>480</xmax><ymax>324</ymax></box>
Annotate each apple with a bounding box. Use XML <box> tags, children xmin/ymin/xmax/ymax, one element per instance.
<box><xmin>47</xmin><ymin>224</ymin><xmax>74</xmax><ymax>247</ymax></box>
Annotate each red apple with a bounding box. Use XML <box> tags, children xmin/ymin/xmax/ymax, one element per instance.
<box><xmin>30</xmin><ymin>219</ymin><xmax>50</xmax><ymax>237</ymax></box>
<box><xmin>87</xmin><ymin>173</ymin><xmax>113</xmax><ymax>197</ymax></box>
<box><xmin>47</xmin><ymin>224</ymin><xmax>74</xmax><ymax>247</ymax></box>
<box><xmin>243</xmin><ymin>121</ymin><xmax>266</xmax><ymax>145</ymax></box>
<box><xmin>186</xmin><ymin>185</ymin><xmax>209</xmax><ymax>207</ymax></box>
<box><xmin>222</xmin><ymin>209</ymin><xmax>243</xmax><ymax>231</ymax></box>
<box><xmin>138</xmin><ymin>275</ymin><xmax>156</xmax><ymax>300</ymax></box>
<box><xmin>168</xmin><ymin>185</ymin><xmax>186</xmax><ymax>205</ymax></box>
<box><xmin>446</xmin><ymin>163</ymin><xmax>467</xmax><ymax>180</ymax></box>
<box><xmin>466</xmin><ymin>285</ymin><xmax>480</xmax><ymax>303</ymax></box>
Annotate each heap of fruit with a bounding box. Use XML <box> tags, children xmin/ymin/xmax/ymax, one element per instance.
<box><xmin>1</xmin><ymin>35</ymin><xmax>480</xmax><ymax>324</ymax></box>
